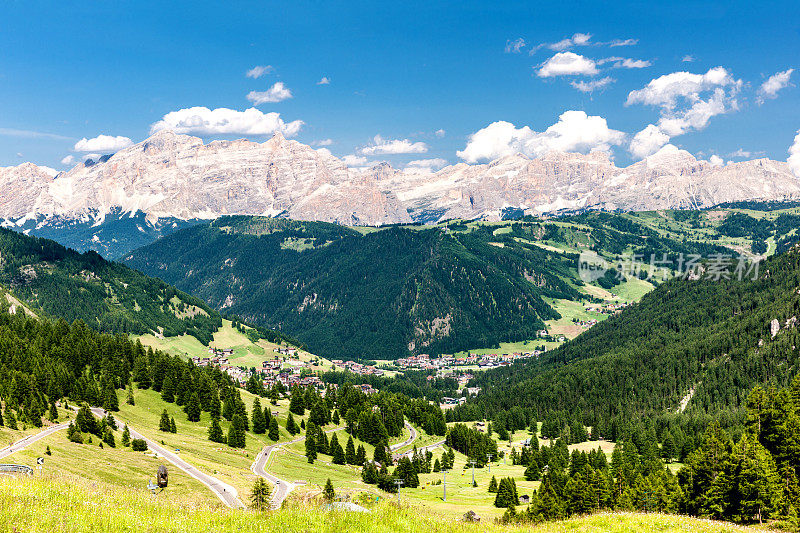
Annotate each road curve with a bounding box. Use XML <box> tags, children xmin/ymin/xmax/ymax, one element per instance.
<box><xmin>395</xmin><ymin>438</ymin><xmax>446</xmax><ymax>460</ymax></box>
<box><xmin>251</xmin><ymin>426</ymin><xmax>342</xmax><ymax>509</ymax></box>
<box><xmin>390</xmin><ymin>421</ymin><xmax>418</xmax><ymax>458</ymax></box>
<box><xmin>89</xmin><ymin>407</ymin><xmax>244</xmax><ymax>509</ymax></box>
<box><xmin>0</xmin><ymin>422</ymin><xmax>70</xmax><ymax>460</ymax></box>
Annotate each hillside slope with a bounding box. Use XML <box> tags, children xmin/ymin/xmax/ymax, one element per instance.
<box><xmin>0</xmin><ymin>226</ymin><xmax>220</xmax><ymax>341</ymax></box>
<box><xmin>456</xmin><ymin>244</ymin><xmax>800</xmax><ymax>422</ymax></box>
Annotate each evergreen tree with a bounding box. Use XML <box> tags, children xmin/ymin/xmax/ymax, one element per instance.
<box><xmin>488</xmin><ymin>475</ymin><xmax>498</xmax><ymax>492</ymax></box>
<box><xmin>323</xmin><ymin>478</ymin><xmax>336</xmax><ymax>502</ymax></box>
<box><xmin>289</xmin><ymin>387</ymin><xmax>305</xmax><ymax>416</ymax></box>
<box><xmin>332</xmin><ymin>410</ymin><xmax>340</xmax><ymax>425</ymax></box>
<box><xmin>345</xmin><ymin>435</ymin><xmax>356</xmax><ymax>464</ymax></box>
<box><xmin>67</xmin><ymin>421</ymin><xmax>83</xmax><ymax>443</ymax></box>
<box><xmin>286</xmin><ymin>412</ymin><xmax>298</xmax><ymax>435</ymax></box>
<box><xmin>161</xmin><ymin>374</ymin><xmax>175</xmax><ymax>403</ymax></box>
<box><xmin>662</xmin><ymin>432</ymin><xmax>677</xmax><ymax>463</ymax></box>
<box><xmin>159</xmin><ymin>409</ymin><xmax>171</xmax><ymax>432</ymax></box>
<box><xmin>170</xmin><ymin>417</ymin><xmax>177</xmax><ymax>434</ymax></box>
<box><xmin>433</xmin><ymin>458</ymin><xmax>441</xmax><ymax>473</ymax></box>
<box><xmin>208</xmin><ymin>418</ymin><xmax>225</xmax><ymax>443</ymax></box>
<box><xmin>331</xmin><ymin>434</ymin><xmax>345</xmax><ymax>465</ymax></box>
<box><xmin>4</xmin><ymin>408</ymin><xmax>15</xmax><ymax>430</ymax></box>
<box><xmin>102</xmin><ymin>381</ymin><xmax>119</xmax><ymax>412</ymax></box>
<box><xmin>227</xmin><ymin>414</ymin><xmax>247</xmax><ymax>448</ymax></box>
<box><xmin>305</xmin><ymin>432</ymin><xmax>317</xmax><ymax>463</ymax></box>
<box><xmin>48</xmin><ymin>401</ymin><xmax>58</xmax><ymax>422</ymax></box>
<box><xmin>250</xmin><ymin>477</ymin><xmax>271</xmax><ymax>511</ymax></box>
<box><xmin>355</xmin><ymin>444</ymin><xmax>366</xmax><ymax>466</ymax></box>
<box><xmin>121</xmin><ymin>425</ymin><xmax>131</xmax><ymax>447</ymax></box>
<box><xmin>185</xmin><ymin>392</ymin><xmax>201</xmax><ymax>422</ymax></box>
<box><xmin>103</xmin><ymin>428</ymin><xmax>116</xmax><ymax>448</ymax></box>
<box><xmin>252</xmin><ymin>398</ymin><xmax>266</xmax><ymax>434</ymax></box>
<box><xmin>126</xmin><ymin>385</ymin><xmax>135</xmax><ymax>406</ymax></box>
<box><xmin>268</xmin><ymin>417</ymin><xmax>280</xmax><ymax>441</ymax></box>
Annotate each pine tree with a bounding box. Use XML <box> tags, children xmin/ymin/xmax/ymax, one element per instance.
<box><xmin>170</xmin><ymin>417</ymin><xmax>177</xmax><ymax>434</ymax></box>
<box><xmin>161</xmin><ymin>374</ymin><xmax>175</xmax><ymax>403</ymax></box>
<box><xmin>5</xmin><ymin>408</ymin><xmax>15</xmax><ymax>430</ymax></box>
<box><xmin>286</xmin><ymin>412</ymin><xmax>298</xmax><ymax>435</ymax></box>
<box><xmin>208</xmin><ymin>418</ymin><xmax>225</xmax><ymax>443</ymax></box>
<box><xmin>126</xmin><ymin>385</ymin><xmax>135</xmax><ymax>406</ymax></box>
<box><xmin>301</xmin><ymin>419</ymin><xmax>306</xmax><ymax>430</ymax></box>
<box><xmin>323</xmin><ymin>478</ymin><xmax>336</xmax><ymax>502</ymax></box>
<box><xmin>222</xmin><ymin>391</ymin><xmax>235</xmax><ymax>421</ymax></box>
<box><xmin>48</xmin><ymin>401</ymin><xmax>58</xmax><ymax>422</ymax></box>
<box><xmin>289</xmin><ymin>387</ymin><xmax>305</xmax><ymax>416</ymax></box>
<box><xmin>332</xmin><ymin>410</ymin><xmax>340</xmax><ymax>425</ymax></box>
<box><xmin>488</xmin><ymin>475</ymin><xmax>498</xmax><ymax>492</ymax></box>
<box><xmin>185</xmin><ymin>393</ymin><xmax>201</xmax><ymax>422</ymax></box>
<box><xmin>103</xmin><ymin>428</ymin><xmax>116</xmax><ymax>448</ymax></box>
<box><xmin>159</xmin><ymin>409</ymin><xmax>172</xmax><ymax>432</ymax></box>
<box><xmin>433</xmin><ymin>458</ymin><xmax>441</xmax><ymax>473</ymax></box>
<box><xmin>355</xmin><ymin>444</ymin><xmax>366</xmax><ymax>466</ymax></box>
<box><xmin>305</xmin><ymin>433</ymin><xmax>317</xmax><ymax>463</ymax></box>
<box><xmin>662</xmin><ymin>432</ymin><xmax>677</xmax><ymax>463</ymax></box>
<box><xmin>345</xmin><ymin>435</ymin><xmax>356</xmax><ymax>464</ymax></box>
<box><xmin>331</xmin><ymin>434</ymin><xmax>345</xmax><ymax>464</ymax></box>
<box><xmin>250</xmin><ymin>477</ymin><xmax>271</xmax><ymax>511</ymax></box>
<box><xmin>252</xmin><ymin>398</ymin><xmax>266</xmax><ymax>434</ymax></box>
<box><xmin>121</xmin><ymin>425</ymin><xmax>131</xmax><ymax>447</ymax></box>
<box><xmin>102</xmin><ymin>381</ymin><xmax>119</xmax><ymax>412</ymax></box>
<box><xmin>67</xmin><ymin>421</ymin><xmax>83</xmax><ymax>443</ymax></box>
<box><xmin>268</xmin><ymin>417</ymin><xmax>280</xmax><ymax>441</ymax></box>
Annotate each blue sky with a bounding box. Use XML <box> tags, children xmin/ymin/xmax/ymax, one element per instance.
<box><xmin>1</xmin><ymin>0</ymin><xmax>798</xmax><ymax>171</ymax></box>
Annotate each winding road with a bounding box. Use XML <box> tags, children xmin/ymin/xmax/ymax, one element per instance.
<box><xmin>88</xmin><ymin>407</ymin><xmax>245</xmax><ymax>509</ymax></box>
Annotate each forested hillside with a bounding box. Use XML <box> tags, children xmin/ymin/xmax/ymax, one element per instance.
<box><xmin>123</xmin><ymin>214</ymin><xmax>743</xmax><ymax>360</ymax></box>
<box><xmin>453</xmin><ymin>245</ymin><xmax>800</xmax><ymax>425</ymax></box>
<box><xmin>0</xmin><ymin>227</ymin><xmax>221</xmax><ymax>342</ymax></box>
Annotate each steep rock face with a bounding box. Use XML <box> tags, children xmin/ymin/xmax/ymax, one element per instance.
<box><xmin>1</xmin><ymin>131</ymin><xmax>410</xmax><ymax>226</ymax></box>
<box><xmin>2</xmin><ymin>134</ymin><xmax>800</xmax><ymax>231</ymax></box>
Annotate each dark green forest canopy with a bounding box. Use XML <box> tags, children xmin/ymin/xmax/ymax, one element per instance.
<box><xmin>123</xmin><ymin>217</ymin><xmax>591</xmax><ymax>360</ymax></box>
<box><xmin>452</xmin><ymin>246</ymin><xmax>800</xmax><ymax>423</ymax></box>
<box><xmin>0</xmin><ymin>227</ymin><xmax>221</xmax><ymax>342</ymax></box>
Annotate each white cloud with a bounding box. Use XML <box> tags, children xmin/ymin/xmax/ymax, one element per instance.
<box><xmin>435</xmin><ymin>129</ymin><xmax>446</xmax><ymax>138</ymax></box>
<box><xmin>457</xmin><ymin>110</ymin><xmax>625</xmax><ymax>163</ymax></box>
<box><xmin>709</xmin><ymin>155</ymin><xmax>724</xmax><ymax>167</ymax></box>
<box><xmin>789</xmin><ymin>130</ymin><xmax>800</xmax><ymax>178</ymax></box>
<box><xmin>246</xmin><ymin>65</ymin><xmax>273</xmax><ymax>79</ymax></box>
<box><xmin>626</xmin><ymin>66</ymin><xmax>738</xmax><ymax>109</ymax></box>
<box><xmin>729</xmin><ymin>148</ymin><xmax>752</xmax><ymax>158</ymax></box>
<box><xmin>629</xmin><ymin>124</ymin><xmax>672</xmax><ymax>159</ymax></box>
<box><xmin>246</xmin><ymin>82</ymin><xmax>293</xmax><ymax>104</ymax></box>
<box><xmin>757</xmin><ymin>69</ymin><xmax>794</xmax><ymax>104</ymax></box>
<box><xmin>317</xmin><ymin>77</ymin><xmax>331</xmax><ymax>85</ymax></box>
<box><xmin>150</xmin><ymin>107</ymin><xmax>304</xmax><ymax>137</ymax></box>
<box><xmin>681</xmin><ymin>55</ymin><xmax>695</xmax><ymax>62</ymax></box>
<box><xmin>60</xmin><ymin>155</ymin><xmax>75</xmax><ymax>165</ymax></box>
<box><xmin>530</xmin><ymin>33</ymin><xmax>593</xmax><ymax>54</ymax></box>
<box><xmin>626</xmin><ymin>67</ymin><xmax>742</xmax><ymax>159</ymax></box>
<box><xmin>607</xmin><ymin>38</ymin><xmax>638</xmax><ymax>47</ymax></box>
<box><xmin>406</xmin><ymin>158</ymin><xmax>448</xmax><ymax>172</ymax></box>
<box><xmin>342</xmin><ymin>154</ymin><xmax>368</xmax><ymax>167</ymax></box>
<box><xmin>504</xmin><ymin>38</ymin><xmax>526</xmax><ymax>53</ymax></box>
<box><xmin>571</xmin><ymin>76</ymin><xmax>615</xmax><ymax>93</ymax></box>
<box><xmin>83</xmin><ymin>153</ymin><xmax>101</xmax><ymax>162</ymax></box>
<box><xmin>0</xmin><ymin>128</ymin><xmax>71</xmax><ymax>141</ymax></box>
<box><xmin>315</xmin><ymin>147</ymin><xmax>332</xmax><ymax>157</ymax></box>
<box><xmin>360</xmin><ymin>135</ymin><xmax>428</xmax><ymax>155</ymax></box>
<box><xmin>314</xmin><ymin>138</ymin><xmax>333</xmax><ymax>146</ymax></box>
<box><xmin>613</xmin><ymin>58</ymin><xmax>651</xmax><ymax>69</ymax></box>
<box><xmin>16</xmin><ymin>152</ymin><xmax>23</xmax><ymax>158</ymax></box>
<box><xmin>73</xmin><ymin>134</ymin><xmax>133</xmax><ymax>152</ymax></box>
<box><xmin>537</xmin><ymin>52</ymin><xmax>598</xmax><ymax>77</ymax></box>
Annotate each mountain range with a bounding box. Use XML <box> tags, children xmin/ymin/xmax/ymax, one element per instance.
<box><xmin>2</xmin><ymin>130</ymin><xmax>800</xmax><ymax>257</ymax></box>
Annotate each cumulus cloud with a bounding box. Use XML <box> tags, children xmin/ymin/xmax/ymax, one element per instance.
<box><xmin>709</xmin><ymin>154</ymin><xmax>724</xmax><ymax>167</ymax></box>
<box><xmin>406</xmin><ymin>158</ymin><xmax>448</xmax><ymax>172</ymax></box>
<box><xmin>537</xmin><ymin>52</ymin><xmax>598</xmax><ymax>77</ymax></box>
<box><xmin>342</xmin><ymin>154</ymin><xmax>368</xmax><ymax>167</ymax></box>
<box><xmin>757</xmin><ymin>69</ymin><xmax>794</xmax><ymax>104</ymax></box>
<box><xmin>317</xmin><ymin>76</ymin><xmax>331</xmax><ymax>85</ymax></box>
<box><xmin>729</xmin><ymin>148</ymin><xmax>752</xmax><ymax>158</ymax></box>
<box><xmin>150</xmin><ymin>107</ymin><xmax>304</xmax><ymax>137</ymax></box>
<box><xmin>315</xmin><ymin>147</ymin><xmax>332</xmax><ymax>157</ymax></box>
<box><xmin>629</xmin><ymin>124</ymin><xmax>672</xmax><ymax>159</ymax></box>
<box><xmin>435</xmin><ymin>129</ymin><xmax>446</xmax><ymax>138</ymax></box>
<box><xmin>626</xmin><ymin>67</ymin><xmax>742</xmax><ymax>158</ymax></box>
<box><xmin>505</xmin><ymin>38</ymin><xmax>526</xmax><ymax>53</ymax></box>
<box><xmin>247</xmin><ymin>82</ymin><xmax>293</xmax><ymax>104</ymax></box>
<box><xmin>529</xmin><ymin>33</ymin><xmax>592</xmax><ymax>54</ymax></box>
<box><xmin>246</xmin><ymin>65</ymin><xmax>273</xmax><ymax>79</ymax></box>
<box><xmin>609</xmin><ymin>58</ymin><xmax>651</xmax><ymax>69</ymax></box>
<box><xmin>314</xmin><ymin>138</ymin><xmax>333</xmax><ymax>146</ymax></box>
<box><xmin>789</xmin><ymin>130</ymin><xmax>800</xmax><ymax>178</ymax></box>
<box><xmin>457</xmin><ymin>110</ymin><xmax>625</xmax><ymax>163</ymax></box>
<box><xmin>73</xmin><ymin>134</ymin><xmax>133</xmax><ymax>152</ymax></box>
<box><xmin>60</xmin><ymin>155</ymin><xmax>75</xmax><ymax>165</ymax></box>
<box><xmin>571</xmin><ymin>76</ymin><xmax>615</xmax><ymax>93</ymax></box>
<box><xmin>360</xmin><ymin>135</ymin><xmax>428</xmax><ymax>155</ymax></box>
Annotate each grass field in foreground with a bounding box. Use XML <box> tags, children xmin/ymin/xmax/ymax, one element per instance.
<box><xmin>0</xmin><ymin>475</ymin><xmax>764</xmax><ymax>533</ymax></box>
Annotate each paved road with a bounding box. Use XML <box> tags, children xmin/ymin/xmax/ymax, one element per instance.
<box><xmin>251</xmin><ymin>426</ymin><xmax>343</xmax><ymax>509</ymax></box>
<box><xmin>89</xmin><ymin>407</ymin><xmax>244</xmax><ymax>509</ymax></box>
<box><xmin>0</xmin><ymin>422</ymin><xmax>70</xmax><ymax>461</ymax></box>
<box><xmin>395</xmin><ymin>438</ymin><xmax>446</xmax><ymax>460</ymax></box>
<box><xmin>390</xmin><ymin>421</ymin><xmax>418</xmax><ymax>454</ymax></box>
